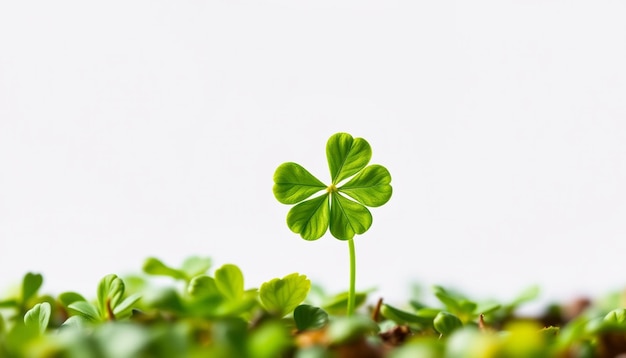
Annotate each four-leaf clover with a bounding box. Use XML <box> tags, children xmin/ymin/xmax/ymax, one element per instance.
<box><xmin>273</xmin><ymin>132</ymin><xmax>392</xmax><ymax>241</ymax></box>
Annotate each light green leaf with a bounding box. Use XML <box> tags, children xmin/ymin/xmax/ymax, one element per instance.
<box><xmin>329</xmin><ymin>193</ymin><xmax>372</xmax><ymax>240</ymax></box>
<box><xmin>340</xmin><ymin>164</ymin><xmax>392</xmax><ymax>207</ymax></box>
<box><xmin>61</xmin><ymin>315</ymin><xmax>89</xmax><ymax>330</ymax></box>
<box><xmin>68</xmin><ymin>301</ymin><xmax>100</xmax><ymax>322</ymax></box>
<box><xmin>381</xmin><ymin>304</ymin><xmax>433</xmax><ymax>326</ymax></box>
<box><xmin>286</xmin><ymin>194</ymin><xmax>330</xmax><ymax>241</ymax></box>
<box><xmin>215</xmin><ymin>264</ymin><xmax>244</xmax><ymax>300</ymax></box>
<box><xmin>22</xmin><ymin>272</ymin><xmax>43</xmax><ymax>303</ymax></box>
<box><xmin>432</xmin><ymin>286</ymin><xmax>463</xmax><ymax>312</ymax></box>
<box><xmin>433</xmin><ymin>311</ymin><xmax>463</xmax><ymax>335</ymax></box>
<box><xmin>58</xmin><ymin>291</ymin><xmax>87</xmax><ymax>308</ymax></box>
<box><xmin>273</xmin><ymin>162</ymin><xmax>326</xmax><ymax>204</ymax></box>
<box><xmin>293</xmin><ymin>304</ymin><xmax>329</xmax><ymax>331</ymax></box>
<box><xmin>326</xmin><ymin>133</ymin><xmax>372</xmax><ymax>184</ymax></box>
<box><xmin>113</xmin><ymin>293</ymin><xmax>141</xmax><ymax>319</ymax></box>
<box><xmin>142</xmin><ymin>257</ymin><xmax>187</xmax><ymax>281</ymax></box>
<box><xmin>188</xmin><ymin>275</ymin><xmax>220</xmax><ymax>298</ymax></box>
<box><xmin>24</xmin><ymin>302</ymin><xmax>51</xmax><ymax>335</ymax></box>
<box><xmin>180</xmin><ymin>256</ymin><xmax>212</xmax><ymax>278</ymax></box>
<box><xmin>97</xmin><ymin>274</ymin><xmax>125</xmax><ymax>318</ymax></box>
<box><xmin>259</xmin><ymin>273</ymin><xmax>311</xmax><ymax>317</ymax></box>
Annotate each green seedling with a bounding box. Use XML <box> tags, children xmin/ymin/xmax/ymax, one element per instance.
<box><xmin>259</xmin><ymin>273</ymin><xmax>311</xmax><ymax>318</ymax></box>
<box><xmin>142</xmin><ymin>256</ymin><xmax>212</xmax><ymax>285</ymax></box>
<box><xmin>65</xmin><ymin>274</ymin><xmax>141</xmax><ymax>323</ymax></box>
<box><xmin>273</xmin><ymin>132</ymin><xmax>392</xmax><ymax>315</ymax></box>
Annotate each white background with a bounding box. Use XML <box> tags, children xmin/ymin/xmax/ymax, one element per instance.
<box><xmin>1</xmin><ymin>1</ymin><xmax>625</xmax><ymax>311</ymax></box>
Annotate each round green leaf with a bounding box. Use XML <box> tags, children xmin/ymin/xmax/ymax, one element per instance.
<box><xmin>259</xmin><ymin>273</ymin><xmax>311</xmax><ymax>317</ymax></box>
<box><xmin>329</xmin><ymin>193</ymin><xmax>372</xmax><ymax>240</ymax></box>
<box><xmin>286</xmin><ymin>194</ymin><xmax>330</xmax><ymax>240</ymax></box>
<box><xmin>215</xmin><ymin>264</ymin><xmax>245</xmax><ymax>300</ymax></box>
<box><xmin>188</xmin><ymin>275</ymin><xmax>220</xmax><ymax>298</ymax></box>
<box><xmin>273</xmin><ymin>162</ymin><xmax>326</xmax><ymax>204</ymax></box>
<box><xmin>433</xmin><ymin>311</ymin><xmax>463</xmax><ymax>335</ymax></box>
<box><xmin>339</xmin><ymin>164</ymin><xmax>392</xmax><ymax>207</ymax></box>
<box><xmin>326</xmin><ymin>133</ymin><xmax>372</xmax><ymax>184</ymax></box>
<box><xmin>293</xmin><ymin>304</ymin><xmax>329</xmax><ymax>331</ymax></box>
<box><xmin>22</xmin><ymin>272</ymin><xmax>43</xmax><ymax>303</ymax></box>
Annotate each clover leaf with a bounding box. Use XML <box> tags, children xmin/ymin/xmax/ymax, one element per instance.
<box><xmin>273</xmin><ymin>132</ymin><xmax>392</xmax><ymax>241</ymax></box>
<box><xmin>273</xmin><ymin>132</ymin><xmax>392</xmax><ymax>316</ymax></box>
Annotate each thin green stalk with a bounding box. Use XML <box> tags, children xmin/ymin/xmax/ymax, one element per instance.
<box><xmin>347</xmin><ymin>238</ymin><xmax>356</xmax><ymax>316</ymax></box>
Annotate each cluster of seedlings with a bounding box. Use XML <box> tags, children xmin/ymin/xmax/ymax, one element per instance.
<box><xmin>2</xmin><ymin>133</ymin><xmax>626</xmax><ymax>357</ymax></box>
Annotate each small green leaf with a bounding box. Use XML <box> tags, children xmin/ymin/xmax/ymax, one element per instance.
<box><xmin>381</xmin><ymin>303</ymin><xmax>433</xmax><ymax>326</ymax></box>
<box><xmin>259</xmin><ymin>273</ymin><xmax>311</xmax><ymax>317</ymax></box>
<box><xmin>68</xmin><ymin>301</ymin><xmax>100</xmax><ymax>322</ymax></box>
<box><xmin>180</xmin><ymin>256</ymin><xmax>212</xmax><ymax>278</ymax></box>
<box><xmin>433</xmin><ymin>311</ymin><xmax>463</xmax><ymax>335</ymax></box>
<box><xmin>24</xmin><ymin>302</ymin><xmax>51</xmax><ymax>335</ymax></box>
<box><xmin>432</xmin><ymin>286</ymin><xmax>476</xmax><ymax>314</ymax></box>
<box><xmin>215</xmin><ymin>264</ymin><xmax>245</xmax><ymax>300</ymax></box>
<box><xmin>339</xmin><ymin>164</ymin><xmax>392</xmax><ymax>207</ymax></box>
<box><xmin>58</xmin><ymin>291</ymin><xmax>87</xmax><ymax>308</ymax></box>
<box><xmin>273</xmin><ymin>162</ymin><xmax>326</xmax><ymax>204</ymax></box>
<box><xmin>61</xmin><ymin>315</ymin><xmax>89</xmax><ymax>330</ymax></box>
<box><xmin>97</xmin><ymin>274</ymin><xmax>125</xmax><ymax>318</ymax></box>
<box><xmin>329</xmin><ymin>193</ymin><xmax>372</xmax><ymax>240</ymax></box>
<box><xmin>188</xmin><ymin>275</ymin><xmax>220</xmax><ymax>298</ymax></box>
<box><xmin>142</xmin><ymin>257</ymin><xmax>187</xmax><ymax>281</ymax></box>
<box><xmin>293</xmin><ymin>304</ymin><xmax>329</xmax><ymax>331</ymax></box>
<box><xmin>113</xmin><ymin>293</ymin><xmax>141</xmax><ymax>319</ymax></box>
<box><xmin>326</xmin><ymin>133</ymin><xmax>372</xmax><ymax>184</ymax></box>
<box><xmin>286</xmin><ymin>194</ymin><xmax>330</xmax><ymax>240</ymax></box>
<box><xmin>22</xmin><ymin>272</ymin><xmax>43</xmax><ymax>303</ymax></box>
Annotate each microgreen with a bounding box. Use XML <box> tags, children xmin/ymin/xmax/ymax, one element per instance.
<box><xmin>273</xmin><ymin>132</ymin><xmax>392</xmax><ymax>315</ymax></box>
<box><xmin>65</xmin><ymin>274</ymin><xmax>141</xmax><ymax>323</ymax></box>
<box><xmin>259</xmin><ymin>273</ymin><xmax>311</xmax><ymax>318</ymax></box>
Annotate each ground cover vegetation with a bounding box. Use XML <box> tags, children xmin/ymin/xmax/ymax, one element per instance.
<box><xmin>2</xmin><ymin>133</ymin><xmax>626</xmax><ymax>357</ymax></box>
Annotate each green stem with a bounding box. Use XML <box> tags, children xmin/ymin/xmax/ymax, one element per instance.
<box><xmin>347</xmin><ymin>238</ymin><xmax>356</xmax><ymax>316</ymax></box>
